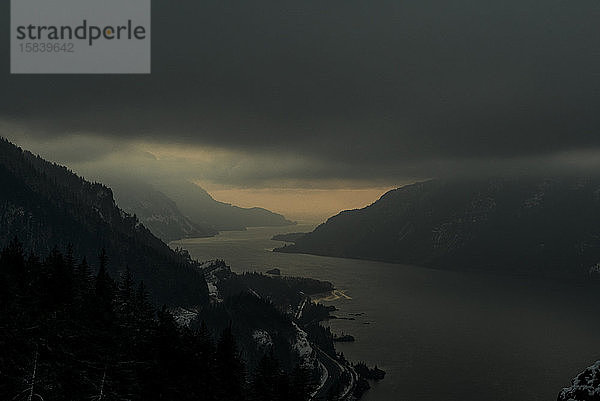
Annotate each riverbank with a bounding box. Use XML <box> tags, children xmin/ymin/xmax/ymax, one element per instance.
<box><xmin>192</xmin><ymin>258</ymin><xmax>383</xmax><ymax>400</ymax></box>
<box><xmin>175</xmin><ymin>226</ymin><xmax>600</xmax><ymax>401</ymax></box>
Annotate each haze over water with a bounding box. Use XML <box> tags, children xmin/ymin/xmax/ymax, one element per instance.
<box><xmin>176</xmin><ymin>226</ymin><xmax>600</xmax><ymax>401</ymax></box>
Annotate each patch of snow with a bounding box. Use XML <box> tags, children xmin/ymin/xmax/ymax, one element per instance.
<box><xmin>296</xmin><ymin>298</ymin><xmax>308</xmax><ymax>320</ymax></box>
<box><xmin>292</xmin><ymin>322</ymin><xmax>315</xmax><ymax>366</ymax></box>
<box><xmin>203</xmin><ymin>260</ymin><xmax>232</xmax><ymax>303</ymax></box>
<box><xmin>199</xmin><ymin>261</ymin><xmax>215</xmax><ymax>269</ymax></box>
<box><xmin>559</xmin><ymin>360</ymin><xmax>600</xmax><ymax>401</ymax></box>
<box><xmin>207</xmin><ymin>281</ymin><xmax>221</xmax><ymax>302</ymax></box>
<box><xmin>169</xmin><ymin>307</ymin><xmax>197</xmax><ymax>328</ymax></box>
<box><xmin>589</xmin><ymin>263</ymin><xmax>600</xmax><ymax>277</ymax></box>
<box><xmin>252</xmin><ymin>329</ymin><xmax>273</xmax><ymax>349</ymax></box>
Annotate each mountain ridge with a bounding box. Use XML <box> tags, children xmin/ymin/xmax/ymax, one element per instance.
<box><xmin>158</xmin><ymin>179</ymin><xmax>296</xmax><ymax>231</ymax></box>
<box><xmin>276</xmin><ymin>177</ymin><xmax>600</xmax><ymax>278</ymax></box>
<box><xmin>107</xmin><ymin>178</ymin><xmax>218</xmax><ymax>242</ymax></box>
<box><xmin>0</xmin><ymin>137</ymin><xmax>208</xmax><ymax>305</ymax></box>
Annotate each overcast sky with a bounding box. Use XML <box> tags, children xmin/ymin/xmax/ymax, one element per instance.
<box><xmin>1</xmin><ymin>0</ymin><xmax>599</xmax><ymax>220</ymax></box>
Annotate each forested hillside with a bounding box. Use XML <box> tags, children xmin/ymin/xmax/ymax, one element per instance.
<box><xmin>278</xmin><ymin>178</ymin><xmax>600</xmax><ymax>278</ymax></box>
<box><xmin>109</xmin><ymin>178</ymin><xmax>218</xmax><ymax>242</ymax></box>
<box><xmin>0</xmin><ymin>138</ymin><xmax>207</xmax><ymax>304</ymax></box>
<box><xmin>0</xmin><ymin>240</ymin><xmax>314</xmax><ymax>401</ymax></box>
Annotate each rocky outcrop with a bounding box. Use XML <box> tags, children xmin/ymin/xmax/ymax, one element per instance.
<box><xmin>558</xmin><ymin>361</ymin><xmax>600</xmax><ymax>401</ymax></box>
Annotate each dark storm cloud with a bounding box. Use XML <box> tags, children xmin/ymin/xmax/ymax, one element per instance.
<box><xmin>1</xmin><ymin>0</ymin><xmax>599</xmax><ymax>182</ymax></box>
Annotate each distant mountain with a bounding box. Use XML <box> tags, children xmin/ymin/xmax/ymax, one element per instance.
<box><xmin>106</xmin><ymin>178</ymin><xmax>217</xmax><ymax>242</ymax></box>
<box><xmin>0</xmin><ymin>138</ymin><xmax>208</xmax><ymax>305</ymax></box>
<box><xmin>158</xmin><ymin>180</ymin><xmax>295</xmax><ymax>231</ymax></box>
<box><xmin>276</xmin><ymin>178</ymin><xmax>600</xmax><ymax>278</ymax></box>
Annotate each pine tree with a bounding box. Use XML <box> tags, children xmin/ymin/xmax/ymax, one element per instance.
<box><xmin>289</xmin><ymin>363</ymin><xmax>314</xmax><ymax>401</ymax></box>
<box><xmin>135</xmin><ymin>281</ymin><xmax>155</xmax><ymax>326</ymax></box>
<box><xmin>94</xmin><ymin>249</ymin><xmax>115</xmax><ymax>324</ymax></box>
<box><xmin>74</xmin><ymin>257</ymin><xmax>93</xmax><ymax>302</ymax></box>
<box><xmin>215</xmin><ymin>325</ymin><xmax>246</xmax><ymax>401</ymax></box>
<box><xmin>65</xmin><ymin>244</ymin><xmax>75</xmax><ymax>274</ymax></box>
<box><xmin>117</xmin><ymin>266</ymin><xmax>135</xmax><ymax>325</ymax></box>
<box><xmin>0</xmin><ymin>237</ymin><xmax>25</xmax><ymax>296</ymax></box>
<box><xmin>24</xmin><ymin>252</ymin><xmax>42</xmax><ymax>311</ymax></box>
<box><xmin>251</xmin><ymin>350</ymin><xmax>281</xmax><ymax>401</ymax></box>
<box><xmin>44</xmin><ymin>247</ymin><xmax>73</xmax><ymax>306</ymax></box>
<box><xmin>194</xmin><ymin>320</ymin><xmax>216</xmax><ymax>399</ymax></box>
<box><xmin>147</xmin><ymin>306</ymin><xmax>182</xmax><ymax>400</ymax></box>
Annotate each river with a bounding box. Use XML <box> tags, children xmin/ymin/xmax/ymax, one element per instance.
<box><xmin>173</xmin><ymin>225</ymin><xmax>600</xmax><ymax>401</ymax></box>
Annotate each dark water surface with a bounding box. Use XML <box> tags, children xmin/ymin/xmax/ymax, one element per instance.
<box><xmin>174</xmin><ymin>226</ymin><xmax>600</xmax><ymax>401</ymax></box>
